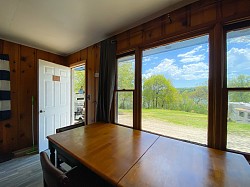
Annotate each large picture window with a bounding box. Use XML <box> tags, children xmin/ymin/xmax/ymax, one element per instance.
<box><xmin>113</xmin><ymin>21</ymin><xmax>250</xmax><ymax>161</ymax></box>
<box><xmin>226</xmin><ymin>27</ymin><xmax>250</xmax><ymax>153</ymax></box>
<box><xmin>141</xmin><ymin>35</ymin><xmax>209</xmax><ymax>145</ymax></box>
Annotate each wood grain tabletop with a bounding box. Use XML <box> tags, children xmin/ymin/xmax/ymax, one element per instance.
<box><xmin>47</xmin><ymin>123</ymin><xmax>159</xmax><ymax>185</ymax></box>
<box><xmin>118</xmin><ymin>136</ymin><xmax>250</xmax><ymax>187</ymax></box>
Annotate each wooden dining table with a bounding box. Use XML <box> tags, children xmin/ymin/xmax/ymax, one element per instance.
<box><xmin>47</xmin><ymin>122</ymin><xmax>250</xmax><ymax>187</ymax></box>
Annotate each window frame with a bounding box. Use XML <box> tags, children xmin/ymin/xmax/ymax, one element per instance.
<box><xmin>114</xmin><ymin>51</ymin><xmax>136</xmax><ymax>128</ymax></box>
<box><xmin>223</xmin><ymin>20</ymin><xmax>250</xmax><ymax>158</ymax></box>
<box><xmin>112</xmin><ymin>20</ymin><xmax>250</xmax><ymax>162</ymax></box>
<box><xmin>115</xmin><ymin>31</ymin><xmax>211</xmax><ymax>140</ymax></box>
<box><xmin>140</xmin><ymin>34</ymin><xmax>210</xmax><ymax>145</ymax></box>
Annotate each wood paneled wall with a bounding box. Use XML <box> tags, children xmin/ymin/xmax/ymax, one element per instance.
<box><xmin>66</xmin><ymin>45</ymin><xmax>100</xmax><ymax>125</ymax></box>
<box><xmin>0</xmin><ymin>40</ymin><xmax>65</xmax><ymax>153</ymax></box>
<box><xmin>116</xmin><ymin>0</ymin><xmax>250</xmax><ymax>53</ymax></box>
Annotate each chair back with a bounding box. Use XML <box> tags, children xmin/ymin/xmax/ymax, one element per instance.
<box><xmin>56</xmin><ymin>122</ymin><xmax>84</xmax><ymax>133</ymax></box>
<box><xmin>40</xmin><ymin>151</ymin><xmax>70</xmax><ymax>187</ymax></box>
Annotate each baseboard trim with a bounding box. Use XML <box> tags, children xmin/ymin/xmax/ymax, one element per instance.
<box><xmin>0</xmin><ymin>152</ymin><xmax>14</xmax><ymax>163</ymax></box>
<box><xmin>13</xmin><ymin>146</ymin><xmax>38</xmax><ymax>158</ymax></box>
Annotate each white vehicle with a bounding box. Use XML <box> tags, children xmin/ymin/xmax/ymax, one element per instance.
<box><xmin>74</xmin><ymin>93</ymin><xmax>85</xmax><ymax>121</ymax></box>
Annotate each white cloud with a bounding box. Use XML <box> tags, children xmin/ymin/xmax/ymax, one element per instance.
<box><xmin>143</xmin><ymin>57</ymin><xmax>151</xmax><ymax>62</ymax></box>
<box><xmin>181</xmin><ymin>63</ymin><xmax>208</xmax><ymax>80</ymax></box>
<box><xmin>228</xmin><ymin>36</ymin><xmax>250</xmax><ymax>44</ymax></box>
<box><xmin>227</xmin><ymin>47</ymin><xmax>250</xmax><ymax>67</ymax></box>
<box><xmin>142</xmin><ymin>56</ymin><xmax>159</xmax><ymax>62</ymax></box>
<box><xmin>143</xmin><ymin>58</ymin><xmax>208</xmax><ymax>80</ymax></box>
<box><xmin>177</xmin><ymin>45</ymin><xmax>205</xmax><ymax>63</ymax></box>
<box><xmin>143</xmin><ymin>58</ymin><xmax>175</xmax><ymax>79</ymax></box>
<box><xmin>179</xmin><ymin>55</ymin><xmax>205</xmax><ymax>63</ymax></box>
<box><xmin>227</xmin><ymin>47</ymin><xmax>250</xmax><ymax>78</ymax></box>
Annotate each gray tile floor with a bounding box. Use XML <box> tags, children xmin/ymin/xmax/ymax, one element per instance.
<box><xmin>0</xmin><ymin>153</ymin><xmax>43</xmax><ymax>187</ymax></box>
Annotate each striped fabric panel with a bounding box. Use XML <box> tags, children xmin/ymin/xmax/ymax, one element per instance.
<box><xmin>0</xmin><ymin>80</ymin><xmax>10</xmax><ymax>91</ymax></box>
<box><xmin>0</xmin><ymin>100</ymin><xmax>11</xmax><ymax>111</ymax></box>
<box><xmin>0</xmin><ymin>54</ymin><xmax>11</xmax><ymax>121</ymax></box>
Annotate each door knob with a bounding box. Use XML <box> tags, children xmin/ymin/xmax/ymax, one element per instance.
<box><xmin>40</xmin><ymin>110</ymin><xmax>45</xmax><ymax>113</ymax></box>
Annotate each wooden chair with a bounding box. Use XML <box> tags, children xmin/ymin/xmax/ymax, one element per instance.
<box><xmin>56</xmin><ymin>122</ymin><xmax>85</xmax><ymax>169</ymax></box>
<box><xmin>40</xmin><ymin>151</ymin><xmax>85</xmax><ymax>187</ymax></box>
<box><xmin>56</xmin><ymin>121</ymin><xmax>84</xmax><ymax>133</ymax></box>
<box><xmin>40</xmin><ymin>151</ymin><xmax>114</xmax><ymax>187</ymax></box>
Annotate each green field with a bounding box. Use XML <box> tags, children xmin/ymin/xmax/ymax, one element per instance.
<box><xmin>119</xmin><ymin>108</ymin><xmax>250</xmax><ymax>135</ymax></box>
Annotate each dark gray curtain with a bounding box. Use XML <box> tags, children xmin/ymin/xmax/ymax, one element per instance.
<box><xmin>96</xmin><ymin>38</ymin><xmax>116</xmax><ymax>122</ymax></box>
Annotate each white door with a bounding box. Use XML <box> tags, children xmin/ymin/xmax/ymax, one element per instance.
<box><xmin>39</xmin><ymin>59</ymin><xmax>71</xmax><ymax>152</ymax></box>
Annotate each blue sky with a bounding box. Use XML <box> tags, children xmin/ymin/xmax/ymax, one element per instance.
<box><xmin>142</xmin><ymin>40</ymin><xmax>209</xmax><ymax>88</ymax></box>
<box><xmin>141</xmin><ymin>28</ymin><xmax>250</xmax><ymax>88</ymax></box>
<box><xmin>227</xmin><ymin>29</ymin><xmax>250</xmax><ymax>84</ymax></box>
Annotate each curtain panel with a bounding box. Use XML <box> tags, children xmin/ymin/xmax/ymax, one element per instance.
<box><xmin>96</xmin><ymin>38</ymin><xmax>116</xmax><ymax>122</ymax></box>
<box><xmin>0</xmin><ymin>54</ymin><xmax>11</xmax><ymax>121</ymax></box>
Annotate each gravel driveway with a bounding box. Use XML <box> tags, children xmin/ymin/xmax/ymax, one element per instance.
<box><xmin>118</xmin><ymin>114</ymin><xmax>250</xmax><ymax>153</ymax></box>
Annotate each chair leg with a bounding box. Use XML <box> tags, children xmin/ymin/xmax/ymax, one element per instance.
<box><xmin>56</xmin><ymin>155</ymin><xmax>61</xmax><ymax>167</ymax></box>
<box><xmin>43</xmin><ymin>179</ymin><xmax>47</xmax><ymax>187</ymax></box>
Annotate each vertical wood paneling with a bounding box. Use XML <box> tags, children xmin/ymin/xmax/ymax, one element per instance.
<box><xmin>129</xmin><ymin>26</ymin><xmax>143</xmax><ymax>48</ymax></box>
<box><xmin>221</xmin><ymin>0</ymin><xmax>250</xmax><ymax>21</ymax></box>
<box><xmin>80</xmin><ymin>49</ymin><xmax>88</xmax><ymax>61</ymax></box>
<box><xmin>67</xmin><ymin>49</ymin><xmax>88</xmax><ymax>67</ymax></box>
<box><xmin>66</xmin><ymin>51</ymin><xmax>81</xmax><ymax>66</ymax></box>
<box><xmin>164</xmin><ymin>8</ymin><xmax>188</xmax><ymax>35</ymax></box>
<box><xmin>116</xmin><ymin>32</ymin><xmax>130</xmax><ymax>53</ymax></box>
<box><xmin>0</xmin><ymin>42</ymin><xmax>67</xmax><ymax>153</ymax></box>
<box><xmin>19</xmin><ymin>46</ymin><xmax>36</xmax><ymax>149</ymax></box>
<box><xmin>190</xmin><ymin>1</ymin><xmax>217</xmax><ymax>27</ymax></box>
<box><xmin>116</xmin><ymin>0</ymin><xmax>249</xmax><ymax>54</ymax></box>
<box><xmin>2</xmin><ymin>41</ymin><xmax>20</xmax><ymax>152</ymax></box>
<box><xmin>0</xmin><ymin>40</ymin><xmax>3</xmax><ymax>53</ymax></box>
<box><xmin>143</xmin><ymin>17</ymin><xmax>163</xmax><ymax>43</ymax></box>
<box><xmin>85</xmin><ymin>45</ymin><xmax>100</xmax><ymax>125</ymax></box>
<box><xmin>37</xmin><ymin>50</ymin><xmax>65</xmax><ymax>65</ymax></box>
<box><xmin>94</xmin><ymin>45</ymin><xmax>100</xmax><ymax>124</ymax></box>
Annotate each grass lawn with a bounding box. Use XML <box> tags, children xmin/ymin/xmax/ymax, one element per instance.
<box><xmin>119</xmin><ymin>108</ymin><xmax>250</xmax><ymax>135</ymax></box>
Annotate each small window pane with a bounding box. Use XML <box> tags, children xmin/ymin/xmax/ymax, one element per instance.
<box><xmin>227</xmin><ymin>28</ymin><xmax>250</xmax><ymax>88</ymax></box>
<box><xmin>239</xmin><ymin>111</ymin><xmax>245</xmax><ymax>118</ymax></box>
<box><xmin>227</xmin><ymin>91</ymin><xmax>250</xmax><ymax>153</ymax></box>
<box><xmin>117</xmin><ymin>55</ymin><xmax>135</xmax><ymax>90</ymax></box>
<box><xmin>116</xmin><ymin>92</ymin><xmax>133</xmax><ymax>127</ymax></box>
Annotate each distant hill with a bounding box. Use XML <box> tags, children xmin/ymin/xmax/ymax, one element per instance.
<box><xmin>177</xmin><ymin>87</ymin><xmax>195</xmax><ymax>94</ymax></box>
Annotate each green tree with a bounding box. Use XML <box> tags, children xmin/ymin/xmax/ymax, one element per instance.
<box><xmin>177</xmin><ymin>85</ymin><xmax>208</xmax><ymax>114</ymax></box>
<box><xmin>74</xmin><ymin>70</ymin><xmax>85</xmax><ymax>93</ymax></box>
<box><xmin>117</xmin><ymin>62</ymin><xmax>134</xmax><ymax>109</ymax></box>
<box><xmin>118</xmin><ymin>62</ymin><xmax>134</xmax><ymax>89</ymax></box>
<box><xmin>228</xmin><ymin>75</ymin><xmax>250</xmax><ymax>102</ymax></box>
<box><xmin>189</xmin><ymin>86</ymin><xmax>208</xmax><ymax>105</ymax></box>
<box><xmin>229</xmin><ymin>74</ymin><xmax>250</xmax><ymax>88</ymax></box>
<box><xmin>177</xmin><ymin>90</ymin><xmax>195</xmax><ymax>112</ymax></box>
<box><xmin>143</xmin><ymin>75</ymin><xmax>179</xmax><ymax>109</ymax></box>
